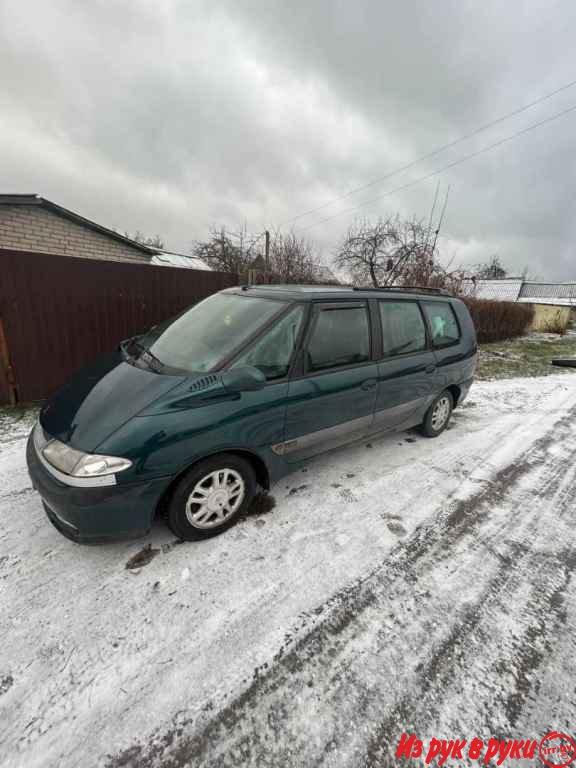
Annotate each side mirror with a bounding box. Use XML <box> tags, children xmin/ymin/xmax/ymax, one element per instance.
<box><xmin>221</xmin><ymin>365</ymin><xmax>266</xmax><ymax>393</ymax></box>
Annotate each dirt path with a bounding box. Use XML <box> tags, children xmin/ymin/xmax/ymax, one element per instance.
<box><xmin>1</xmin><ymin>376</ymin><xmax>575</xmax><ymax>767</ymax></box>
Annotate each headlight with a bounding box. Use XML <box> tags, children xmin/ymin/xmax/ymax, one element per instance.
<box><xmin>33</xmin><ymin>420</ymin><xmax>49</xmax><ymax>453</ymax></box>
<box><xmin>42</xmin><ymin>439</ymin><xmax>132</xmax><ymax>477</ymax></box>
<box><xmin>73</xmin><ymin>454</ymin><xmax>133</xmax><ymax>477</ymax></box>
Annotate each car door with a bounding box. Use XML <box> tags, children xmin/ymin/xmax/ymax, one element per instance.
<box><xmin>373</xmin><ymin>299</ymin><xmax>438</xmax><ymax>432</ymax></box>
<box><xmin>279</xmin><ymin>301</ymin><xmax>378</xmax><ymax>462</ymax></box>
<box><xmin>420</xmin><ymin>300</ymin><xmax>474</xmax><ymax>398</ymax></box>
<box><xmin>225</xmin><ymin>303</ymin><xmax>307</xmax><ymax>451</ymax></box>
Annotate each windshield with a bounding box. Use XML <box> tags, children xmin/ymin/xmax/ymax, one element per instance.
<box><xmin>134</xmin><ymin>293</ymin><xmax>287</xmax><ymax>374</ymax></box>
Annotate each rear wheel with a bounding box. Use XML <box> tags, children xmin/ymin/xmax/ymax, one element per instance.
<box><xmin>420</xmin><ymin>390</ymin><xmax>453</xmax><ymax>437</ymax></box>
<box><xmin>167</xmin><ymin>454</ymin><xmax>256</xmax><ymax>540</ymax></box>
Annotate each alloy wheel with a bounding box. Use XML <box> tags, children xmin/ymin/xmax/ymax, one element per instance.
<box><xmin>185</xmin><ymin>469</ymin><xmax>245</xmax><ymax>529</ymax></box>
<box><xmin>431</xmin><ymin>395</ymin><xmax>451</xmax><ymax>431</ymax></box>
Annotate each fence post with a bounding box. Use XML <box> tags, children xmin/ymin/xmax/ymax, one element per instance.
<box><xmin>0</xmin><ymin>317</ymin><xmax>18</xmax><ymax>406</ymax></box>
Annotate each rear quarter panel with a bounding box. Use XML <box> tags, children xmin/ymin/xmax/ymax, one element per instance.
<box><xmin>431</xmin><ymin>299</ymin><xmax>477</xmax><ymax>403</ymax></box>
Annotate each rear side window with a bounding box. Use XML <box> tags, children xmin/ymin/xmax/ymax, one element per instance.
<box><xmin>307</xmin><ymin>305</ymin><xmax>370</xmax><ymax>372</ymax></box>
<box><xmin>423</xmin><ymin>301</ymin><xmax>460</xmax><ymax>347</ymax></box>
<box><xmin>379</xmin><ymin>301</ymin><xmax>426</xmax><ymax>357</ymax></box>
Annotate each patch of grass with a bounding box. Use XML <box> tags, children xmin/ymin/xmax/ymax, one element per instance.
<box><xmin>477</xmin><ymin>333</ymin><xmax>576</xmax><ymax>380</ymax></box>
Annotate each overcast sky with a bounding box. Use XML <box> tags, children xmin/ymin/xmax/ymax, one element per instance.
<box><xmin>2</xmin><ymin>0</ymin><xmax>576</xmax><ymax>278</ymax></box>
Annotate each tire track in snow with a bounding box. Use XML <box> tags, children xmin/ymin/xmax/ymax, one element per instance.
<box><xmin>106</xmin><ymin>399</ymin><xmax>576</xmax><ymax>768</ymax></box>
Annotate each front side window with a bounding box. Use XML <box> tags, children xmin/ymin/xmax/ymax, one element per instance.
<box><xmin>231</xmin><ymin>305</ymin><xmax>305</xmax><ymax>380</ymax></box>
<box><xmin>379</xmin><ymin>301</ymin><xmax>426</xmax><ymax>357</ymax></box>
<box><xmin>135</xmin><ymin>293</ymin><xmax>286</xmax><ymax>373</ymax></box>
<box><xmin>422</xmin><ymin>301</ymin><xmax>460</xmax><ymax>347</ymax></box>
<box><xmin>306</xmin><ymin>305</ymin><xmax>370</xmax><ymax>372</ymax></box>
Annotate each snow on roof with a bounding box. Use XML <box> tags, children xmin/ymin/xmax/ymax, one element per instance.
<box><xmin>461</xmin><ymin>278</ymin><xmax>523</xmax><ymax>301</ymax></box>
<box><xmin>150</xmin><ymin>251</ymin><xmax>213</xmax><ymax>270</ymax></box>
<box><xmin>517</xmin><ymin>282</ymin><xmax>576</xmax><ymax>306</ymax></box>
<box><xmin>461</xmin><ymin>278</ymin><xmax>576</xmax><ymax>305</ymax></box>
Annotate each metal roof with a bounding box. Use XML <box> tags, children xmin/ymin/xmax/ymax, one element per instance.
<box><xmin>0</xmin><ymin>194</ymin><xmax>155</xmax><ymax>255</ymax></box>
<box><xmin>518</xmin><ymin>282</ymin><xmax>576</xmax><ymax>305</ymax></box>
<box><xmin>461</xmin><ymin>277</ymin><xmax>576</xmax><ymax>306</ymax></box>
<box><xmin>460</xmin><ymin>278</ymin><xmax>523</xmax><ymax>301</ymax></box>
<box><xmin>150</xmin><ymin>250</ymin><xmax>212</xmax><ymax>270</ymax></box>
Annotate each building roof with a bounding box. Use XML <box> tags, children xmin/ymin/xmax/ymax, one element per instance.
<box><xmin>461</xmin><ymin>277</ymin><xmax>576</xmax><ymax>306</ymax></box>
<box><xmin>518</xmin><ymin>282</ymin><xmax>576</xmax><ymax>306</ymax></box>
<box><xmin>460</xmin><ymin>278</ymin><xmax>524</xmax><ymax>301</ymax></box>
<box><xmin>150</xmin><ymin>250</ymin><xmax>213</xmax><ymax>270</ymax></box>
<box><xmin>0</xmin><ymin>194</ymin><xmax>155</xmax><ymax>255</ymax></box>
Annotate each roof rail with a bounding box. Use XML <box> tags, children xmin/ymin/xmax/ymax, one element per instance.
<box><xmin>352</xmin><ymin>285</ymin><xmax>451</xmax><ymax>296</ymax></box>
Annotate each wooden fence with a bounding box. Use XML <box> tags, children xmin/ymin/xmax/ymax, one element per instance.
<box><xmin>0</xmin><ymin>248</ymin><xmax>237</xmax><ymax>404</ymax></box>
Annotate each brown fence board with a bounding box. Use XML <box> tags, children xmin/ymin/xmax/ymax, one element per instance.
<box><xmin>0</xmin><ymin>248</ymin><xmax>237</xmax><ymax>404</ymax></box>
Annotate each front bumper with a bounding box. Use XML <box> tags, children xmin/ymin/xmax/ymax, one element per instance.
<box><xmin>26</xmin><ymin>433</ymin><xmax>171</xmax><ymax>543</ymax></box>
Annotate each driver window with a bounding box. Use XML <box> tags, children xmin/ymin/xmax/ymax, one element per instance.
<box><xmin>231</xmin><ymin>305</ymin><xmax>304</xmax><ymax>380</ymax></box>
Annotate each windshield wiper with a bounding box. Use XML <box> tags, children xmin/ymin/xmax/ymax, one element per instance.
<box><xmin>122</xmin><ymin>337</ymin><xmax>165</xmax><ymax>373</ymax></box>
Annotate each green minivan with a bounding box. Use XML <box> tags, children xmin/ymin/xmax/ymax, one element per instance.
<box><xmin>27</xmin><ymin>285</ymin><xmax>477</xmax><ymax>543</ymax></box>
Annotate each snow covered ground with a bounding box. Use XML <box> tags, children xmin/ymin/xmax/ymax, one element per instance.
<box><xmin>1</xmin><ymin>375</ymin><xmax>575</xmax><ymax>767</ymax></box>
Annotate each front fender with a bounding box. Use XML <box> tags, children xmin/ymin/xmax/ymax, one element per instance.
<box><xmin>97</xmin><ymin>382</ymin><xmax>291</xmax><ymax>486</ymax></box>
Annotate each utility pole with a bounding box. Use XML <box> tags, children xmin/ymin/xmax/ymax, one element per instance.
<box><xmin>431</xmin><ymin>185</ymin><xmax>450</xmax><ymax>255</ymax></box>
<box><xmin>426</xmin><ymin>180</ymin><xmax>441</xmax><ymax>252</ymax></box>
<box><xmin>264</xmin><ymin>230</ymin><xmax>270</xmax><ymax>271</ymax></box>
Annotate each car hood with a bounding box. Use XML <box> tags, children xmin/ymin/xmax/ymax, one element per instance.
<box><xmin>39</xmin><ymin>350</ymin><xmax>186</xmax><ymax>452</ymax></box>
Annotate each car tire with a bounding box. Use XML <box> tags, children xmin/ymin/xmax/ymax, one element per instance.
<box><xmin>167</xmin><ymin>454</ymin><xmax>256</xmax><ymax>541</ymax></box>
<box><xmin>420</xmin><ymin>390</ymin><xmax>454</xmax><ymax>438</ymax></box>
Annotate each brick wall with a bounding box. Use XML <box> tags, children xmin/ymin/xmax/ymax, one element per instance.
<box><xmin>0</xmin><ymin>205</ymin><xmax>150</xmax><ymax>263</ymax></box>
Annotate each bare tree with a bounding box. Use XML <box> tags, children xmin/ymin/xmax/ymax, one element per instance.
<box><xmin>125</xmin><ymin>231</ymin><xmax>165</xmax><ymax>249</ymax></box>
<box><xmin>269</xmin><ymin>231</ymin><xmax>326</xmax><ymax>283</ymax></box>
<box><xmin>335</xmin><ymin>215</ymin><xmax>431</xmax><ymax>287</ymax></box>
<box><xmin>193</xmin><ymin>226</ymin><xmax>329</xmax><ymax>283</ymax></box>
<box><xmin>192</xmin><ymin>226</ymin><xmax>256</xmax><ymax>273</ymax></box>
<box><xmin>335</xmin><ymin>214</ymin><xmax>466</xmax><ymax>293</ymax></box>
<box><xmin>475</xmin><ymin>254</ymin><xmax>507</xmax><ymax>279</ymax></box>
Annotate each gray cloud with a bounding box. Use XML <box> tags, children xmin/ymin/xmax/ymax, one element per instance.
<box><xmin>1</xmin><ymin>0</ymin><xmax>576</xmax><ymax>278</ymax></box>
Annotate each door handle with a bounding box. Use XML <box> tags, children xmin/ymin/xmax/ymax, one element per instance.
<box><xmin>425</xmin><ymin>364</ymin><xmax>436</xmax><ymax>374</ymax></box>
<box><xmin>361</xmin><ymin>378</ymin><xmax>377</xmax><ymax>390</ymax></box>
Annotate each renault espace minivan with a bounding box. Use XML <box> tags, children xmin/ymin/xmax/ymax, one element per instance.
<box><xmin>27</xmin><ymin>285</ymin><xmax>477</xmax><ymax>542</ymax></box>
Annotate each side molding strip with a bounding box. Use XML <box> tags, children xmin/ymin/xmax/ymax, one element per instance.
<box><xmin>271</xmin><ymin>414</ymin><xmax>373</xmax><ymax>456</ymax></box>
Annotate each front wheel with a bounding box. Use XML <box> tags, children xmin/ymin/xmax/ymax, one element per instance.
<box><xmin>420</xmin><ymin>390</ymin><xmax>453</xmax><ymax>438</ymax></box>
<box><xmin>167</xmin><ymin>454</ymin><xmax>256</xmax><ymax>540</ymax></box>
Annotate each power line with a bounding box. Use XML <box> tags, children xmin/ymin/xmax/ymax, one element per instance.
<box><xmin>297</xmin><ymin>100</ymin><xmax>576</xmax><ymax>232</ymax></box>
<box><xmin>281</xmin><ymin>77</ymin><xmax>576</xmax><ymax>228</ymax></box>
